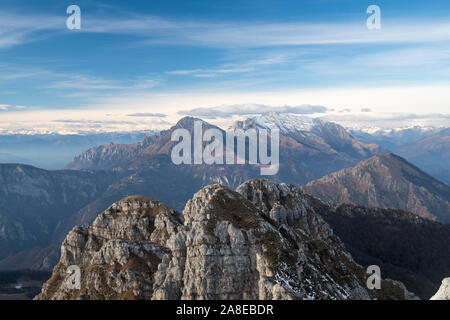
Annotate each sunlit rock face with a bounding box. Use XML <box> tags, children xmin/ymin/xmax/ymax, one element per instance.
<box><xmin>430</xmin><ymin>278</ymin><xmax>450</xmax><ymax>300</ymax></box>
<box><xmin>36</xmin><ymin>180</ymin><xmax>416</xmax><ymax>300</ymax></box>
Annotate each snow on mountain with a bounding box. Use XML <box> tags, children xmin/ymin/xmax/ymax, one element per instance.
<box><xmin>348</xmin><ymin>125</ymin><xmax>444</xmax><ymax>144</ymax></box>
<box><xmin>252</xmin><ymin>112</ymin><xmax>319</xmax><ymax>134</ymax></box>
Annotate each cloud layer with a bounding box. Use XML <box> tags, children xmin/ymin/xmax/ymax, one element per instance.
<box><xmin>178</xmin><ymin>104</ymin><xmax>329</xmax><ymax>119</ymax></box>
<box><xmin>127</xmin><ymin>113</ymin><xmax>167</xmax><ymax>118</ymax></box>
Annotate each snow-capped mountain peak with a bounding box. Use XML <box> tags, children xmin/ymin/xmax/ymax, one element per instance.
<box><xmin>254</xmin><ymin>112</ymin><xmax>318</xmax><ymax>133</ymax></box>
<box><xmin>235</xmin><ymin>112</ymin><xmax>328</xmax><ymax>135</ymax></box>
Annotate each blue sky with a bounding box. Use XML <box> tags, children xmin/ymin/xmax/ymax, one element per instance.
<box><xmin>1</xmin><ymin>0</ymin><xmax>450</xmax><ymax>133</ymax></box>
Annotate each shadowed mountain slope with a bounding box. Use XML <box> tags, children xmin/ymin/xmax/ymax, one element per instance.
<box><xmin>303</xmin><ymin>154</ymin><xmax>450</xmax><ymax>222</ymax></box>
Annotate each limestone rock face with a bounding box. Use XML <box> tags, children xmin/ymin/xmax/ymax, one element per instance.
<box><xmin>36</xmin><ymin>180</ymin><xmax>416</xmax><ymax>300</ymax></box>
<box><xmin>430</xmin><ymin>278</ymin><xmax>450</xmax><ymax>300</ymax></box>
<box><xmin>236</xmin><ymin>179</ymin><xmax>419</xmax><ymax>300</ymax></box>
<box><xmin>153</xmin><ymin>184</ymin><xmax>362</xmax><ymax>300</ymax></box>
<box><xmin>35</xmin><ymin>196</ymin><xmax>183</xmax><ymax>300</ymax></box>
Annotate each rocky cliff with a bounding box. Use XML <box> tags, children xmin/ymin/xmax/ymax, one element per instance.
<box><xmin>36</xmin><ymin>180</ymin><xmax>416</xmax><ymax>300</ymax></box>
<box><xmin>430</xmin><ymin>278</ymin><xmax>450</xmax><ymax>300</ymax></box>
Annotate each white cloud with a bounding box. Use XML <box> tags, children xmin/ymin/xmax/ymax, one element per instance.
<box><xmin>0</xmin><ymin>11</ymin><xmax>63</xmax><ymax>48</ymax></box>
<box><xmin>0</xmin><ymin>108</ymin><xmax>172</xmax><ymax>134</ymax></box>
<box><xmin>138</xmin><ymin>19</ymin><xmax>450</xmax><ymax>48</ymax></box>
<box><xmin>0</xmin><ymin>104</ymin><xmax>27</xmax><ymax>111</ymax></box>
<box><xmin>44</xmin><ymin>75</ymin><xmax>158</xmax><ymax>91</ymax></box>
<box><xmin>323</xmin><ymin>112</ymin><xmax>450</xmax><ymax>130</ymax></box>
<box><xmin>127</xmin><ymin>113</ymin><xmax>167</xmax><ymax>118</ymax></box>
<box><xmin>3</xmin><ymin>8</ymin><xmax>450</xmax><ymax>50</ymax></box>
<box><xmin>77</xmin><ymin>12</ymin><xmax>450</xmax><ymax>48</ymax></box>
<box><xmin>46</xmin><ymin>76</ymin><xmax>125</xmax><ymax>90</ymax></box>
<box><xmin>167</xmin><ymin>54</ymin><xmax>290</xmax><ymax>78</ymax></box>
<box><xmin>353</xmin><ymin>46</ymin><xmax>450</xmax><ymax>68</ymax></box>
<box><xmin>178</xmin><ymin>104</ymin><xmax>329</xmax><ymax>119</ymax></box>
<box><xmin>167</xmin><ymin>67</ymin><xmax>255</xmax><ymax>78</ymax></box>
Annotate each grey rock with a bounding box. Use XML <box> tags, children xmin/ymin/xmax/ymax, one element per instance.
<box><xmin>36</xmin><ymin>180</ymin><xmax>417</xmax><ymax>300</ymax></box>
<box><xmin>430</xmin><ymin>278</ymin><xmax>450</xmax><ymax>300</ymax></box>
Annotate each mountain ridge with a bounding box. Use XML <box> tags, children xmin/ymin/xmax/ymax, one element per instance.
<box><xmin>0</xmin><ymin>163</ymin><xmax>118</xmax><ymax>267</ymax></box>
<box><xmin>350</xmin><ymin>127</ymin><xmax>450</xmax><ymax>185</ymax></box>
<box><xmin>66</xmin><ymin>114</ymin><xmax>385</xmax><ymax>186</ymax></box>
<box><xmin>302</xmin><ymin>153</ymin><xmax>450</xmax><ymax>222</ymax></box>
<box><xmin>35</xmin><ymin>180</ymin><xmax>417</xmax><ymax>300</ymax></box>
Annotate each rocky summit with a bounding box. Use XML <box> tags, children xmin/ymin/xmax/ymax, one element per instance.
<box><xmin>430</xmin><ymin>278</ymin><xmax>450</xmax><ymax>300</ymax></box>
<box><xmin>36</xmin><ymin>180</ymin><xmax>417</xmax><ymax>300</ymax></box>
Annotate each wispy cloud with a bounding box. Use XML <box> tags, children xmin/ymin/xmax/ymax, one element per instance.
<box><xmin>0</xmin><ymin>63</ymin><xmax>51</xmax><ymax>81</ymax></box>
<box><xmin>0</xmin><ymin>11</ymin><xmax>63</xmax><ymax>48</ymax></box>
<box><xmin>179</xmin><ymin>103</ymin><xmax>329</xmax><ymax>119</ymax></box>
<box><xmin>0</xmin><ymin>104</ymin><xmax>27</xmax><ymax>111</ymax></box>
<box><xmin>46</xmin><ymin>75</ymin><xmax>126</xmax><ymax>90</ymax></box>
<box><xmin>95</xmin><ymin>17</ymin><xmax>450</xmax><ymax>48</ymax></box>
<box><xmin>78</xmin><ymin>12</ymin><xmax>450</xmax><ymax>48</ymax></box>
<box><xmin>353</xmin><ymin>46</ymin><xmax>450</xmax><ymax>68</ymax></box>
<box><xmin>51</xmin><ymin>119</ymin><xmax>137</xmax><ymax>125</ymax></box>
<box><xmin>167</xmin><ymin>54</ymin><xmax>289</xmax><ymax>78</ymax></box>
<box><xmin>167</xmin><ymin>66</ymin><xmax>255</xmax><ymax>78</ymax></box>
<box><xmin>127</xmin><ymin>113</ymin><xmax>167</xmax><ymax>118</ymax></box>
<box><xmin>45</xmin><ymin>75</ymin><xmax>158</xmax><ymax>91</ymax></box>
<box><xmin>0</xmin><ymin>63</ymin><xmax>158</xmax><ymax>93</ymax></box>
<box><xmin>322</xmin><ymin>112</ymin><xmax>450</xmax><ymax>129</ymax></box>
<box><xmin>3</xmin><ymin>8</ymin><xmax>450</xmax><ymax>50</ymax></box>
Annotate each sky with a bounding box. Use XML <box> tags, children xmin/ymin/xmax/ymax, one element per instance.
<box><xmin>0</xmin><ymin>0</ymin><xmax>450</xmax><ymax>134</ymax></box>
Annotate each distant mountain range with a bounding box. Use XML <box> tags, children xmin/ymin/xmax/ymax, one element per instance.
<box><xmin>0</xmin><ymin>114</ymin><xmax>449</xmax><ymax>300</ymax></box>
<box><xmin>0</xmin><ymin>164</ymin><xmax>117</xmax><ymax>268</ymax></box>
<box><xmin>350</xmin><ymin>127</ymin><xmax>450</xmax><ymax>185</ymax></box>
<box><xmin>57</xmin><ymin>114</ymin><xmax>386</xmax><ymax>229</ymax></box>
<box><xmin>303</xmin><ymin>154</ymin><xmax>450</xmax><ymax>223</ymax></box>
<box><xmin>0</xmin><ymin>132</ymin><xmax>152</xmax><ymax>170</ymax></box>
<box><xmin>349</xmin><ymin>126</ymin><xmax>442</xmax><ymax>149</ymax></box>
<box><xmin>67</xmin><ymin>114</ymin><xmax>385</xmax><ymax>185</ymax></box>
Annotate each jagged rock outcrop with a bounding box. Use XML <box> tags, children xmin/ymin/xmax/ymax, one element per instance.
<box><xmin>36</xmin><ymin>181</ymin><xmax>416</xmax><ymax>300</ymax></box>
<box><xmin>430</xmin><ymin>278</ymin><xmax>450</xmax><ymax>300</ymax></box>
<box><xmin>153</xmin><ymin>184</ymin><xmax>368</xmax><ymax>300</ymax></box>
<box><xmin>35</xmin><ymin>196</ymin><xmax>183</xmax><ymax>300</ymax></box>
<box><xmin>236</xmin><ymin>179</ymin><xmax>418</xmax><ymax>300</ymax></box>
<box><xmin>239</xmin><ymin>178</ymin><xmax>450</xmax><ymax>299</ymax></box>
